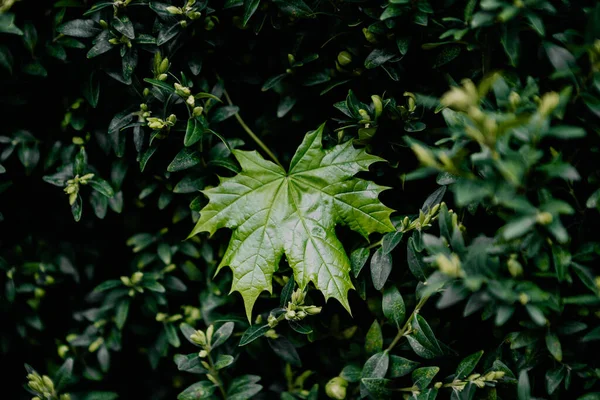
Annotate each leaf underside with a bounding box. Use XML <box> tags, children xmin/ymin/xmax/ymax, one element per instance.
<box><xmin>189</xmin><ymin>124</ymin><xmax>395</xmax><ymax>320</ymax></box>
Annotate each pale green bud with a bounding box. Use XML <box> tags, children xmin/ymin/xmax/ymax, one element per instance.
<box><xmin>190</xmin><ymin>330</ymin><xmax>206</xmax><ymax>345</ymax></box>
<box><xmin>371</xmin><ymin>95</ymin><xmax>383</xmax><ymax>118</ymax></box>
<box><xmin>58</xmin><ymin>344</ymin><xmax>69</xmax><ymax>358</ymax></box>
<box><xmin>69</xmin><ymin>192</ymin><xmax>77</xmax><ymax>206</ymax></box>
<box><xmin>285</xmin><ymin>310</ymin><xmax>296</xmax><ymax>320</ymax></box>
<box><xmin>156</xmin><ymin>312</ymin><xmax>167</xmax><ymax>322</ymax></box>
<box><xmin>159</xmin><ymin>58</ymin><xmax>169</xmax><ymax>74</ymax></box>
<box><xmin>158</xmin><ymin>73</ymin><xmax>168</xmax><ymax>81</ymax></box>
<box><xmin>189</xmin><ymin>11</ymin><xmax>202</xmax><ymax>20</ymax></box>
<box><xmin>264</xmin><ymin>329</ymin><xmax>279</xmax><ymax>339</ymax></box>
<box><xmin>199</xmin><ymin>349</ymin><xmax>208</xmax><ymax>358</ymax></box>
<box><xmin>88</xmin><ymin>337</ymin><xmax>103</xmax><ymax>353</ymax></box>
<box><xmin>267</xmin><ymin>313</ymin><xmax>278</xmax><ymax>328</ymax></box>
<box><xmin>436</xmin><ymin>253</ymin><xmax>463</xmax><ymax>278</ymax></box>
<box><xmin>192</xmin><ymin>106</ymin><xmax>203</xmax><ymax>117</ymax></box>
<box><xmin>120</xmin><ymin>276</ymin><xmax>131</xmax><ymax>286</ymax></box>
<box><xmin>358</xmin><ymin>109</ymin><xmax>371</xmax><ymax>122</ymax></box>
<box><xmin>536</xmin><ymin>211</ymin><xmax>553</xmax><ymax>225</ymax></box>
<box><xmin>166</xmin><ymin>6</ymin><xmax>183</xmax><ymax>14</ymax></box>
<box><xmin>42</xmin><ymin>375</ymin><xmax>54</xmax><ymax>392</ymax></box>
<box><xmin>507</xmin><ymin>255</ymin><xmax>523</xmax><ymax>277</ymax></box>
<box><xmin>108</xmin><ymin>38</ymin><xmax>119</xmax><ymax>45</ymax></box>
<box><xmin>411</xmin><ymin>143</ymin><xmax>439</xmax><ymax>168</ymax></box>
<box><xmin>325</xmin><ymin>377</ymin><xmax>348</xmax><ymax>399</ymax></box>
<box><xmin>131</xmin><ymin>271</ymin><xmax>143</xmax><ymax>283</ymax></box>
<box><xmin>186</xmin><ymin>95</ymin><xmax>195</xmax><ymax>106</ymax></box>
<box><xmin>337</xmin><ymin>51</ymin><xmax>352</xmax><ymax>66</ymax></box>
<box><xmin>60</xmin><ymin>394</ymin><xmax>72</xmax><ymax>400</ymax></box>
<box><xmin>206</xmin><ymin>324</ymin><xmax>214</xmax><ymax>343</ymax></box>
<box><xmin>304</xmin><ymin>305</ymin><xmax>322</xmax><ymax>315</ymax></box>
<box><xmin>167</xmin><ymin>114</ymin><xmax>177</xmax><ymax>124</ymax></box>
<box><xmin>291</xmin><ymin>288</ymin><xmax>305</xmax><ymax>305</ymax></box>
<box><xmin>362</xmin><ymin>27</ymin><xmax>377</xmax><ymax>43</ymax></box>
<box><xmin>539</xmin><ymin>92</ymin><xmax>560</xmax><ymax>116</ymax></box>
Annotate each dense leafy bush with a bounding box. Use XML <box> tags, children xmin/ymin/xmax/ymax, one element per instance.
<box><xmin>2</xmin><ymin>0</ymin><xmax>600</xmax><ymax>399</ymax></box>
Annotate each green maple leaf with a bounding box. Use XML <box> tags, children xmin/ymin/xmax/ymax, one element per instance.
<box><xmin>189</xmin><ymin>124</ymin><xmax>395</xmax><ymax>320</ymax></box>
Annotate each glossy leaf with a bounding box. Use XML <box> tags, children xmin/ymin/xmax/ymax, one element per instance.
<box><xmin>189</xmin><ymin>124</ymin><xmax>394</xmax><ymax>319</ymax></box>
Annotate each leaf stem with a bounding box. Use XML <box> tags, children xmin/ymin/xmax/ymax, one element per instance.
<box><xmin>206</xmin><ymin>352</ymin><xmax>228</xmax><ymax>399</ymax></box>
<box><xmin>222</xmin><ymin>88</ymin><xmax>284</xmax><ymax>170</ymax></box>
<box><xmin>386</xmin><ymin>294</ymin><xmax>430</xmax><ymax>352</ymax></box>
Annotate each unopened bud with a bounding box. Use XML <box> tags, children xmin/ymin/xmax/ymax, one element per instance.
<box><xmin>108</xmin><ymin>38</ymin><xmax>119</xmax><ymax>45</ymax></box>
<box><xmin>192</xmin><ymin>106</ymin><xmax>203</xmax><ymax>117</ymax></box>
<box><xmin>536</xmin><ymin>211</ymin><xmax>553</xmax><ymax>225</ymax></box>
<box><xmin>325</xmin><ymin>376</ymin><xmax>348</xmax><ymax>399</ymax></box>
<box><xmin>411</xmin><ymin>143</ymin><xmax>439</xmax><ymax>168</ymax></box>
<box><xmin>337</xmin><ymin>51</ymin><xmax>352</xmax><ymax>66</ymax></box>
<box><xmin>158</xmin><ymin>73</ymin><xmax>168</xmax><ymax>81</ymax></box>
<box><xmin>166</xmin><ymin>6</ymin><xmax>182</xmax><ymax>14</ymax></box>
<box><xmin>362</xmin><ymin>27</ymin><xmax>377</xmax><ymax>43</ymax></box>
<box><xmin>285</xmin><ymin>310</ymin><xmax>296</xmax><ymax>320</ymax></box>
<box><xmin>265</xmin><ymin>329</ymin><xmax>279</xmax><ymax>339</ymax></box>
<box><xmin>190</xmin><ymin>330</ymin><xmax>206</xmax><ymax>345</ymax></box>
<box><xmin>371</xmin><ymin>95</ymin><xmax>383</xmax><ymax>118</ymax></box>
<box><xmin>186</xmin><ymin>95</ymin><xmax>195</xmax><ymax>106</ymax></box>
<box><xmin>88</xmin><ymin>337</ymin><xmax>103</xmax><ymax>353</ymax></box>
<box><xmin>159</xmin><ymin>58</ymin><xmax>169</xmax><ymax>74</ymax></box>
<box><xmin>304</xmin><ymin>305</ymin><xmax>322</xmax><ymax>315</ymax></box>
<box><xmin>539</xmin><ymin>92</ymin><xmax>560</xmax><ymax>116</ymax></box>
<box><xmin>199</xmin><ymin>349</ymin><xmax>208</xmax><ymax>358</ymax></box>
<box><xmin>507</xmin><ymin>255</ymin><xmax>523</xmax><ymax>277</ymax></box>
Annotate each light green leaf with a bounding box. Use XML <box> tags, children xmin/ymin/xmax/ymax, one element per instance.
<box><xmin>189</xmin><ymin>124</ymin><xmax>394</xmax><ymax>320</ymax></box>
<box><xmin>455</xmin><ymin>350</ymin><xmax>483</xmax><ymax>379</ymax></box>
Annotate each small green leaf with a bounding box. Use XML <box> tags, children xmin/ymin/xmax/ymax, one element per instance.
<box><xmin>388</xmin><ymin>355</ymin><xmax>419</xmax><ymax>378</ymax></box>
<box><xmin>242</xmin><ymin>0</ymin><xmax>261</xmax><ymax>26</ymax></box>
<box><xmin>518</xmin><ymin>370</ymin><xmax>531</xmax><ymax>400</ymax></box>
<box><xmin>545</xmin><ymin>332</ymin><xmax>562</xmax><ymax>362</ymax></box>
<box><xmin>382</xmin><ymin>286</ymin><xmax>405</xmax><ymax>329</ymax></box>
<box><xmin>455</xmin><ymin>350</ymin><xmax>483</xmax><ymax>379</ymax></box>
<box><xmin>371</xmin><ymin>248</ymin><xmax>392</xmax><ymax>291</ymax></box>
<box><xmin>239</xmin><ymin>324</ymin><xmax>270</xmax><ymax>346</ymax></box>
<box><xmin>115</xmin><ymin>300</ymin><xmax>129</xmax><ymax>330</ymax></box>
<box><xmin>212</xmin><ymin>322</ymin><xmax>235</xmax><ymax>349</ymax></box>
<box><xmin>89</xmin><ymin>177</ymin><xmax>115</xmax><ymax>198</ymax></box>
<box><xmin>57</xmin><ymin>19</ymin><xmax>100</xmax><ymax>37</ymax></box>
<box><xmin>227</xmin><ymin>375</ymin><xmax>263</xmax><ymax>400</ymax></box>
<box><xmin>360</xmin><ymin>378</ymin><xmax>391</xmax><ymax>399</ymax></box>
<box><xmin>546</xmin><ymin>365</ymin><xmax>567</xmax><ymax>395</ymax></box>
<box><xmin>362</xmin><ymin>351</ymin><xmax>389</xmax><ymax>379</ymax></box>
<box><xmin>214</xmin><ymin>354</ymin><xmax>235</xmax><ymax>370</ymax></box>
<box><xmin>178</xmin><ymin>381</ymin><xmax>216</xmax><ymax>400</ymax></box>
<box><xmin>272</xmin><ymin>0</ymin><xmax>313</xmax><ymax>18</ymax></box>
<box><xmin>168</xmin><ymin>148</ymin><xmax>202</xmax><ymax>172</ymax></box>
<box><xmin>268</xmin><ymin>336</ymin><xmax>301</xmax><ymax>367</ymax></box>
<box><xmin>365</xmin><ymin>320</ymin><xmax>383</xmax><ymax>355</ymax></box>
<box><xmin>364</xmin><ymin>48</ymin><xmax>396</xmax><ymax>69</ymax></box>
<box><xmin>184</xmin><ymin>118</ymin><xmax>203</xmax><ymax>147</ymax></box>
<box><xmin>351</xmin><ymin>247</ymin><xmax>370</xmax><ymax>277</ymax></box>
<box><xmin>412</xmin><ymin>366</ymin><xmax>439</xmax><ymax>389</ymax></box>
<box><xmin>407</xmin><ymin>238</ymin><xmax>427</xmax><ymax>281</ymax></box>
<box><xmin>382</xmin><ymin>231</ymin><xmax>403</xmax><ymax>254</ymax></box>
<box><xmin>54</xmin><ymin>358</ymin><xmax>74</xmax><ymax>392</ymax></box>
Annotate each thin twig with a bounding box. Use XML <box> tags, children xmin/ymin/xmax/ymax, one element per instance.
<box><xmin>222</xmin><ymin>89</ymin><xmax>284</xmax><ymax>169</ymax></box>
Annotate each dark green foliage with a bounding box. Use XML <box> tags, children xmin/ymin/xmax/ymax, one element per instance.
<box><xmin>1</xmin><ymin>0</ymin><xmax>600</xmax><ymax>399</ymax></box>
